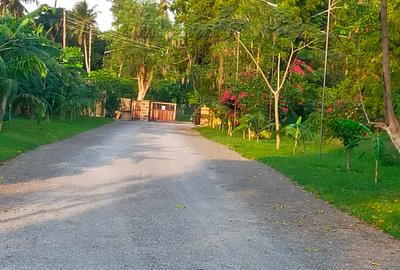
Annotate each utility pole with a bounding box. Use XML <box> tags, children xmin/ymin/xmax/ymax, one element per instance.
<box><xmin>236</xmin><ymin>32</ymin><xmax>240</xmax><ymax>82</ymax></box>
<box><xmin>319</xmin><ymin>0</ymin><xmax>332</xmax><ymax>159</ymax></box>
<box><xmin>62</xmin><ymin>9</ymin><xmax>67</xmax><ymax>49</ymax></box>
<box><xmin>88</xmin><ymin>25</ymin><xmax>93</xmax><ymax>74</ymax></box>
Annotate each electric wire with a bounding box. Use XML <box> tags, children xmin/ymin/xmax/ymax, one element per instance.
<box><xmin>65</xmin><ymin>11</ymin><xmax>166</xmax><ymax>50</ymax></box>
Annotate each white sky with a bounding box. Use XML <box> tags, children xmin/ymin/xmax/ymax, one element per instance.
<box><xmin>26</xmin><ymin>0</ymin><xmax>113</xmax><ymax>31</ymax></box>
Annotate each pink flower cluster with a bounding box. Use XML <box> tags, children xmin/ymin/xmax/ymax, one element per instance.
<box><xmin>291</xmin><ymin>59</ymin><xmax>314</xmax><ymax>75</ymax></box>
<box><xmin>220</xmin><ymin>90</ymin><xmax>247</xmax><ymax>107</ymax></box>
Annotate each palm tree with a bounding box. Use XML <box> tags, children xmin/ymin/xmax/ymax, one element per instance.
<box><xmin>71</xmin><ymin>0</ymin><xmax>97</xmax><ymax>74</ymax></box>
<box><xmin>0</xmin><ymin>0</ymin><xmax>37</xmax><ymax>18</ymax></box>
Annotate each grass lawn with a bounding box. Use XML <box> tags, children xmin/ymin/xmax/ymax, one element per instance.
<box><xmin>0</xmin><ymin>117</ymin><xmax>113</xmax><ymax>162</ymax></box>
<box><xmin>197</xmin><ymin>127</ymin><xmax>400</xmax><ymax>238</ymax></box>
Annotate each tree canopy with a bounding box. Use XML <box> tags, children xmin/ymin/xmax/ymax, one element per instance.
<box><xmin>1</xmin><ymin>0</ymin><xmax>400</xmax><ymax>152</ymax></box>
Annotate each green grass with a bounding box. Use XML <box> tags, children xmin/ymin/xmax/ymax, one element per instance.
<box><xmin>197</xmin><ymin>127</ymin><xmax>400</xmax><ymax>238</ymax></box>
<box><xmin>0</xmin><ymin>117</ymin><xmax>113</xmax><ymax>162</ymax></box>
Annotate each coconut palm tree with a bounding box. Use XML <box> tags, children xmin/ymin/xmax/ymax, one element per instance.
<box><xmin>71</xmin><ymin>0</ymin><xmax>97</xmax><ymax>73</ymax></box>
<box><xmin>0</xmin><ymin>0</ymin><xmax>37</xmax><ymax>18</ymax></box>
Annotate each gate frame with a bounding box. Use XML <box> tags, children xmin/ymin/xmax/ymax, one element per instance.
<box><xmin>149</xmin><ymin>101</ymin><xmax>177</xmax><ymax>123</ymax></box>
<box><xmin>117</xmin><ymin>99</ymin><xmax>177</xmax><ymax>123</ymax></box>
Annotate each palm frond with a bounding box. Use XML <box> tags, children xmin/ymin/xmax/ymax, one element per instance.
<box><xmin>8</xmin><ymin>53</ymin><xmax>48</xmax><ymax>78</ymax></box>
<box><xmin>0</xmin><ymin>24</ymin><xmax>14</xmax><ymax>39</ymax></box>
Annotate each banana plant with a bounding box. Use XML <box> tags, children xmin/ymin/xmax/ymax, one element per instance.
<box><xmin>284</xmin><ymin>116</ymin><xmax>304</xmax><ymax>155</ymax></box>
<box><xmin>235</xmin><ymin>114</ymin><xmax>253</xmax><ymax>140</ymax></box>
<box><xmin>0</xmin><ymin>53</ymin><xmax>47</xmax><ymax>131</ymax></box>
<box><xmin>0</xmin><ymin>18</ymin><xmax>49</xmax><ymax>131</ymax></box>
<box><xmin>235</xmin><ymin>112</ymin><xmax>270</xmax><ymax>142</ymax></box>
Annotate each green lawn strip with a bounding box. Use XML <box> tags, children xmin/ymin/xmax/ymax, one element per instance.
<box><xmin>197</xmin><ymin>127</ymin><xmax>400</xmax><ymax>238</ymax></box>
<box><xmin>0</xmin><ymin>117</ymin><xmax>113</xmax><ymax>162</ymax></box>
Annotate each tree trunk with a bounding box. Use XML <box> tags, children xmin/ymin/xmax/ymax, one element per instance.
<box><xmin>381</xmin><ymin>0</ymin><xmax>400</xmax><ymax>153</ymax></box>
<box><xmin>236</xmin><ymin>32</ymin><xmax>240</xmax><ymax>81</ymax></box>
<box><xmin>0</xmin><ymin>94</ymin><xmax>8</xmax><ymax>132</ymax></box>
<box><xmin>293</xmin><ymin>136</ymin><xmax>298</xmax><ymax>155</ymax></box>
<box><xmin>137</xmin><ymin>64</ymin><xmax>154</xmax><ymax>101</ymax></box>
<box><xmin>274</xmin><ymin>92</ymin><xmax>281</xmax><ymax>150</ymax></box>
<box><xmin>346</xmin><ymin>149</ymin><xmax>351</xmax><ymax>171</ymax></box>
<box><xmin>217</xmin><ymin>54</ymin><xmax>225</xmax><ymax>96</ymax></box>
<box><xmin>118</xmin><ymin>60</ymin><xmax>124</xmax><ymax>78</ymax></box>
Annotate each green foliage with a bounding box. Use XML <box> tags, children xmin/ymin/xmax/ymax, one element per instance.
<box><xmin>187</xmin><ymin>90</ymin><xmax>201</xmax><ymax>106</ymax></box>
<box><xmin>10</xmin><ymin>53</ymin><xmax>48</xmax><ymax>78</ymax></box>
<box><xmin>147</xmin><ymin>80</ymin><xmax>190</xmax><ymax>105</ymax></box>
<box><xmin>61</xmin><ymin>47</ymin><xmax>84</xmax><ymax>69</ymax></box>
<box><xmin>331</xmin><ymin>119</ymin><xmax>371</xmax><ymax>151</ymax></box>
<box><xmin>235</xmin><ymin>112</ymin><xmax>270</xmax><ymax>142</ymax></box>
<box><xmin>0</xmin><ymin>16</ymin><xmax>105</xmax><ymax>131</ymax></box>
<box><xmin>89</xmin><ymin>70</ymin><xmax>136</xmax><ymax>116</ymax></box>
<box><xmin>331</xmin><ymin>119</ymin><xmax>372</xmax><ymax>170</ymax></box>
<box><xmin>373</xmin><ymin>134</ymin><xmax>385</xmax><ymax>162</ymax></box>
<box><xmin>105</xmin><ymin>0</ymin><xmax>173</xmax><ymax>99</ymax></box>
<box><xmin>283</xmin><ymin>116</ymin><xmax>310</xmax><ymax>155</ymax></box>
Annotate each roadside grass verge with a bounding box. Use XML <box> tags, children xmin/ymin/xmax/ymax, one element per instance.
<box><xmin>197</xmin><ymin>127</ymin><xmax>400</xmax><ymax>238</ymax></box>
<box><xmin>0</xmin><ymin>117</ymin><xmax>113</xmax><ymax>162</ymax></box>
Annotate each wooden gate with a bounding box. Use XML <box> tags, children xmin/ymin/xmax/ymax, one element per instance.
<box><xmin>132</xmin><ymin>100</ymin><xmax>151</xmax><ymax>121</ymax></box>
<box><xmin>117</xmin><ymin>99</ymin><xmax>176</xmax><ymax>122</ymax></box>
<box><xmin>120</xmin><ymin>98</ymin><xmax>133</xmax><ymax>121</ymax></box>
<box><xmin>149</xmin><ymin>102</ymin><xmax>177</xmax><ymax>123</ymax></box>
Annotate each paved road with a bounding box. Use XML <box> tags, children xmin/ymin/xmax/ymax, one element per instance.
<box><xmin>0</xmin><ymin>121</ymin><xmax>399</xmax><ymax>270</ymax></box>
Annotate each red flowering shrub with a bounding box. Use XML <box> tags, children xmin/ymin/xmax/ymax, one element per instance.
<box><xmin>326</xmin><ymin>106</ymin><xmax>334</xmax><ymax>113</ymax></box>
<box><xmin>220</xmin><ymin>90</ymin><xmax>247</xmax><ymax>109</ymax></box>
<box><xmin>291</xmin><ymin>58</ymin><xmax>314</xmax><ymax>76</ymax></box>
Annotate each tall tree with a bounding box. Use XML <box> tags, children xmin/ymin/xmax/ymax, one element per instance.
<box><xmin>0</xmin><ymin>0</ymin><xmax>37</xmax><ymax>18</ymax></box>
<box><xmin>380</xmin><ymin>0</ymin><xmax>400</xmax><ymax>152</ymax></box>
<box><xmin>71</xmin><ymin>0</ymin><xmax>97</xmax><ymax>74</ymax></box>
<box><xmin>28</xmin><ymin>4</ymin><xmax>64</xmax><ymax>42</ymax></box>
<box><xmin>107</xmin><ymin>0</ymin><xmax>172</xmax><ymax>101</ymax></box>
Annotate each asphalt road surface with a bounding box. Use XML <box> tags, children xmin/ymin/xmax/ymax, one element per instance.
<box><xmin>0</xmin><ymin>121</ymin><xmax>399</xmax><ymax>270</ymax></box>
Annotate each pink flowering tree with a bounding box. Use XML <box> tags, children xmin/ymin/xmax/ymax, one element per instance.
<box><xmin>236</xmin><ymin>34</ymin><xmax>315</xmax><ymax>150</ymax></box>
<box><xmin>220</xmin><ymin>89</ymin><xmax>247</xmax><ymax>135</ymax></box>
<box><xmin>283</xmin><ymin>58</ymin><xmax>318</xmax><ymax>120</ymax></box>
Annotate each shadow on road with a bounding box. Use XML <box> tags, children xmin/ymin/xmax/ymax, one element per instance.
<box><xmin>0</xmin><ymin>121</ymin><xmax>399</xmax><ymax>269</ymax></box>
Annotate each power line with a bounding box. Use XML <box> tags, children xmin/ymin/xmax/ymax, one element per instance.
<box><xmin>66</xmin><ymin>19</ymin><xmax>163</xmax><ymax>51</ymax></box>
<box><xmin>66</xmin><ymin>17</ymin><xmax>165</xmax><ymax>50</ymax></box>
<box><xmin>62</xmin><ymin>10</ymin><xmax>190</xmax><ymax>65</ymax></box>
<box><xmin>66</xmin><ymin>12</ymin><xmax>166</xmax><ymax>50</ymax></box>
